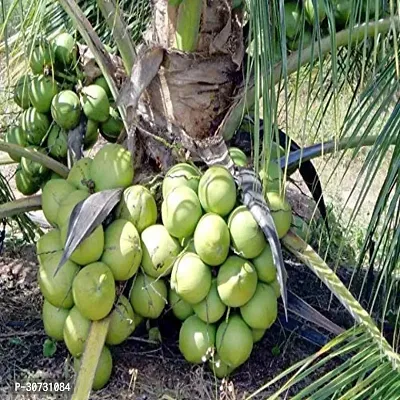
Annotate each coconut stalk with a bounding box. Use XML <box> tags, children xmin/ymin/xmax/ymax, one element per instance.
<box><xmin>0</xmin><ymin>142</ymin><xmax>69</xmax><ymax>177</ymax></box>
<box><xmin>0</xmin><ymin>195</ymin><xmax>42</xmax><ymax>218</ymax></box>
<box><xmin>282</xmin><ymin>230</ymin><xmax>400</xmax><ymax>368</ymax></box>
<box><xmin>220</xmin><ymin>16</ymin><xmax>400</xmax><ymax>141</ymax></box>
<box><xmin>71</xmin><ymin>318</ymin><xmax>110</xmax><ymax>400</ymax></box>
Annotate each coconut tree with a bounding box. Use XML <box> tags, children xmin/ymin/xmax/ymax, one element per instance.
<box><xmin>1</xmin><ymin>0</ymin><xmax>400</xmax><ymax>398</ymax></box>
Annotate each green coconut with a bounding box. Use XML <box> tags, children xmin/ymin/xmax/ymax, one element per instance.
<box><xmin>101</xmin><ymin>219</ymin><xmax>142</xmax><ymax>281</ymax></box>
<box><xmin>304</xmin><ymin>0</ymin><xmax>326</xmax><ymax>24</ymax></box>
<box><xmin>54</xmin><ymin>32</ymin><xmax>77</xmax><ymax>67</ymax></box>
<box><xmin>162</xmin><ymin>163</ymin><xmax>201</xmax><ymax>198</ymax></box>
<box><xmin>168</xmin><ymin>288</ymin><xmax>194</xmax><ymax>320</ymax></box>
<box><xmin>21</xmin><ymin>108</ymin><xmax>50</xmax><ymax>145</ymax></box>
<box><xmin>15</xmin><ymin>169</ymin><xmax>41</xmax><ymax>196</ymax></box>
<box><xmin>141</xmin><ymin>224</ymin><xmax>181</xmax><ymax>278</ymax></box>
<box><xmin>216</xmin><ymin>314</ymin><xmax>253</xmax><ymax>368</ymax></box>
<box><xmin>72</xmin><ymin>262</ymin><xmax>115</xmax><ymax>321</ymax></box>
<box><xmin>100</xmin><ymin>107</ymin><xmax>123</xmax><ymax>141</ymax></box>
<box><xmin>74</xmin><ymin>346</ymin><xmax>112</xmax><ymax>390</ymax></box>
<box><xmin>29</xmin><ymin>41</ymin><xmax>53</xmax><ymax>74</ymax></box>
<box><xmin>42</xmin><ymin>299</ymin><xmax>69</xmax><ymax>341</ymax></box>
<box><xmin>228</xmin><ymin>205</ymin><xmax>266</xmax><ymax>259</ymax></box>
<box><xmin>288</xmin><ymin>29</ymin><xmax>313</xmax><ymax>51</ymax></box>
<box><xmin>193</xmin><ymin>279</ymin><xmax>226</xmax><ymax>324</ymax></box>
<box><xmin>51</xmin><ymin>90</ymin><xmax>81</xmax><ymax>130</ymax></box>
<box><xmin>209</xmin><ymin>353</ymin><xmax>234</xmax><ymax>378</ymax></box>
<box><xmin>20</xmin><ymin>146</ymin><xmax>49</xmax><ymax>179</ymax></box>
<box><xmin>90</xmin><ymin>143</ymin><xmax>134</xmax><ymax>192</ymax></box>
<box><xmin>60</xmin><ymin>223</ymin><xmax>104</xmax><ymax>266</ymax></box>
<box><xmin>265</xmin><ymin>191</ymin><xmax>292</xmax><ymax>238</ymax></box>
<box><xmin>259</xmin><ymin>161</ymin><xmax>283</xmax><ymax>193</ymax></box>
<box><xmin>198</xmin><ymin>166</ymin><xmax>237</xmax><ymax>217</ymax></box>
<box><xmin>116</xmin><ymin>185</ymin><xmax>158</xmax><ymax>233</ymax></box>
<box><xmin>291</xmin><ymin>215</ymin><xmax>310</xmax><ymax>241</ymax></box>
<box><xmin>29</xmin><ymin>75</ymin><xmax>59</xmax><ymax>113</ymax></box>
<box><xmin>334</xmin><ymin>0</ymin><xmax>351</xmax><ymax>26</ymax></box>
<box><xmin>240</xmin><ymin>283</ymin><xmax>277</xmax><ymax>330</ymax></box>
<box><xmin>63</xmin><ymin>306</ymin><xmax>91</xmax><ymax>357</ymax></box>
<box><xmin>95</xmin><ymin>76</ymin><xmax>112</xmax><ymax>98</ymax></box>
<box><xmin>171</xmin><ymin>252</ymin><xmax>212</xmax><ymax>305</ymax></box>
<box><xmin>5</xmin><ymin>126</ymin><xmax>28</xmax><ymax>161</ymax></box>
<box><xmin>251</xmin><ymin>244</ymin><xmax>277</xmax><ymax>283</ymax></box>
<box><xmin>179</xmin><ymin>315</ymin><xmax>216</xmax><ymax>364</ymax></box>
<box><xmin>36</xmin><ymin>229</ymin><xmax>63</xmax><ymax>266</ymax></box>
<box><xmin>14</xmin><ymin>75</ymin><xmax>31</xmax><ymax>109</ymax></box>
<box><xmin>161</xmin><ymin>186</ymin><xmax>203</xmax><ymax>239</ymax></box>
<box><xmin>134</xmin><ymin>313</ymin><xmax>144</xmax><ymax>327</ymax></box>
<box><xmin>106</xmin><ymin>295</ymin><xmax>135</xmax><ymax>345</ymax></box>
<box><xmin>217</xmin><ymin>256</ymin><xmax>258</xmax><ymax>307</ymax></box>
<box><xmin>83</xmin><ymin>120</ymin><xmax>99</xmax><ymax>149</ymax></box>
<box><xmin>284</xmin><ymin>2</ymin><xmax>302</xmax><ymax>39</ymax></box>
<box><xmin>56</xmin><ymin>189</ymin><xmax>89</xmax><ymax>228</ymax></box>
<box><xmin>194</xmin><ymin>213</ymin><xmax>230</xmax><ymax>266</ymax></box>
<box><xmin>80</xmin><ymin>85</ymin><xmax>110</xmax><ymax>122</ymax></box>
<box><xmin>67</xmin><ymin>157</ymin><xmax>93</xmax><ymax>192</ymax></box>
<box><xmin>252</xmin><ymin>328</ymin><xmax>266</xmax><ymax>343</ymax></box>
<box><xmin>129</xmin><ymin>273</ymin><xmax>168</xmax><ymax>319</ymax></box>
<box><xmin>229</xmin><ymin>147</ymin><xmax>247</xmax><ymax>167</ymax></box>
<box><xmin>47</xmin><ymin>124</ymin><xmax>68</xmax><ymax>159</ymax></box>
<box><xmin>38</xmin><ymin>251</ymin><xmax>80</xmax><ymax>308</ymax></box>
<box><xmin>269</xmin><ymin>279</ymin><xmax>281</xmax><ymax>298</ymax></box>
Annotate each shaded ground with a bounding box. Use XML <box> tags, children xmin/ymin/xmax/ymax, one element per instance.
<box><xmin>0</xmin><ymin>239</ymin><xmax>355</xmax><ymax>400</ymax></box>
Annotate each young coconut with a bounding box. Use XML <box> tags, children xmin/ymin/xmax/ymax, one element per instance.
<box><xmin>192</xmin><ymin>279</ymin><xmax>226</xmax><ymax>324</ymax></box>
<box><xmin>100</xmin><ymin>107</ymin><xmax>123</xmax><ymax>141</ymax></box>
<box><xmin>198</xmin><ymin>166</ymin><xmax>237</xmax><ymax>217</ymax></box>
<box><xmin>53</xmin><ymin>32</ymin><xmax>77</xmax><ymax>67</ymax></box>
<box><xmin>179</xmin><ymin>315</ymin><xmax>216</xmax><ymax>364</ymax></box>
<box><xmin>171</xmin><ymin>252</ymin><xmax>212</xmax><ymax>305</ymax></box>
<box><xmin>116</xmin><ymin>185</ymin><xmax>158</xmax><ymax>233</ymax></box>
<box><xmin>80</xmin><ymin>85</ymin><xmax>110</xmax><ymax>122</ymax></box>
<box><xmin>51</xmin><ymin>90</ymin><xmax>81</xmax><ymax>130</ymax></box>
<box><xmin>194</xmin><ymin>213</ymin><xmax>230</xmax><ymax>266</ymax></box>
<box><xmin>15</xmin><ymin>169</ymin><xmax>41</xmax><ymax>196</ymax></box>
<box><xmin>106</xmin><ymin>295</ymin><xmax>136</xmax><ymax>345</ymax></box>
<box><xmin>63</xmin><ymin>306</ymin><xmax>91</xmax><ymax>357</ymax></box>
<box><xmin>14</xmin><ymin>75</ymin><xmax>31</xmax><ymax>109</ymax></box>
<box><xmin>5</xmin><ymin>126</ymin><xmax>28</xmax><ymax>161</ymax></box>
<box><xmin>83</xmin><ymin>120</ymin><xmax>99</xmax><ymax>150</ymax></box>
<box><xmin>74</xmin><ymin>346</ymin><xmax>112</xmax><ymax>390</ymax></box>
<box><xmin>265</xmin><ymin>191</ymin><xmax>292</xmax><ymax>238</ymax></box>
<box><xmin>94</xmin><ymin>76</ymin><xmax>112</xmax><ymax>98</ymax></box>
<box><xmin>216</xmin><ymin>314</ymin><xmax>253</xmax><ymax>368</ymax></box>
<box><xmin>162</xmin><ymin>163</ymin><xmax>201</xmax><ymax>197</ymax></box>
<box><xmin>38</xmin><ymin>252</ymin><xmax>80</xmax><ymax>308</ymax></box>
<box><xmin>259</xmin><ymin>161</ymin><xmax>283</xmax><ymax>193</ymax></box>
<box><xmin>101</xmin><ymin>219</ymin><xmax>142</xmax><ymax>281</ymax></box>
<box><xmin>269</xmin><ymin>280</ymin><xmax>281</xmax><ymax>299</ymax></box>
<box><xmin>229</xmin><ymin>147</ymin><xmax>247</xmax><ymax>167</ymax></box>
<box><xmin>47</xmin><ymin>125</ymin><xmax>68</xmax><ymax>159</ymax></box>
<box><xmin>42</xmin><ymin>299</ymin><xmax>69</xmax><ymax>341</ymax></box>
<box><xmin>67</xmin><ymin>158</ymin><xmax>93</xmax><ymax>192</ymax></box>
<box><xmin>228</xmin><ymin>205</ymin><xmax>266</xmax><ymax>259</ymax></box>
<box><xmin>29</xmin><ymin>75</ymin><xmax>59</xmax><ymax>113</ymax></box>
<box><xmin>72</xmin><ymin>262</ymin><xmax>116</xmax><ymax>321</ymax></box>
<box><xmin>251</xmin><ymin>244</ymin><xmax>277</xmax><ymax>284</ymax></box>
<box><xmin>20</xmin><ymin>146</ymin><xmax>49</xmax><ymax>179</ymax></box>
<box><xmin>252</xmin><ymin>328</ymin><xmax>266</xmax><ymax>343</ymax></box>
<box><xmin>21</xmin><ymin>108</ymin><xmax>50</xmax><ymax>145</ymax></box>
<box><xmin>90</xmin><ymin>144</ymin><xmax>134</xmax><ymax>192</ymax></box>
<box><xmin>168</xmin><ymin>288</ymin><xmax>194</xmax><ymax>320</ymax></box>
<box><xmin>304</xmin><ymin>0</ymin><xmax>326</xmax><ymax>24</ymax></box>
<box><xmin>240</xmin><ymin>283</ymin><xmax>278</xmax><ymax>330</ymax></box>
<box><xmin>209</xmin><ymin>353</ymin><xmax>234</xmax><ymax>379</ymax></box>
<box><xmin>41</xmin><ymin>179</ymin><xmax>76</xmax><ymax>227</ymax></box>
<box><xmin>161</xmin><ymin>186</ymin><xmax>203</xmax><ymax>239</ymax></box>
<box><xmin>36</xmin><ymin>228</ymin><xmax>63</xmax><ymax>266</ymax></box>
<box><xmin>29</xmin><ymin>40</ymin><xmax>53</xmax><ymax>74</ymax></box>
<box><xmin>129</xmin><ymin>273</ymin><xmax>168</xmax><ymax>319</ymax></box>
<box><xmin>217</xmin><ymin>256</ymin><xmax>258</xmax><ymax>307</ymax></box>
<box><xmin>141</xmin><ymin>225</ymin><xmax>181</xmax><ymax>278</ymax></box>
<box><xmin>284</xmin><ymin>2</ymin><xmax>302</xmax><ymax>39</ymax></box>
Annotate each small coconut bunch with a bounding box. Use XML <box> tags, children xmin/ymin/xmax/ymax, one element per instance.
<box><xmin>37</xmin><ymin>143</ymin><xmax>152</xmax><ymax>390</ymax></box>
<box><xmin>5</xmin><ymin>32</ymin><xmax>124</xmax><ymax>197</ymax></box>
<box><xmin>160</xmin><ymin>157</ymin><xmax>293</xmax><ymax>378</ymax></box>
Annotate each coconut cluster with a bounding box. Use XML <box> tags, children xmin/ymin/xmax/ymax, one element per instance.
<box><xmin>5</xmin><ymin>33</ymin><xmax>123</xmax><ymax>196</ymax></box>
<box><xmin>36</xmin><ymin>144</ymin><xmax>293</xmax><ymax>388</ymax></box>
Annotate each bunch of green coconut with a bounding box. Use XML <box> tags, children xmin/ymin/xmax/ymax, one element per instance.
<box><xmin>35</xmin><ymin>142</ymin><xmax>293</xmax><ymax>390</ymax></box>
<box><xmin>5</xmin><ymin>32</ymin><xmax>123</xmax><ymax>196</ymax></box>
